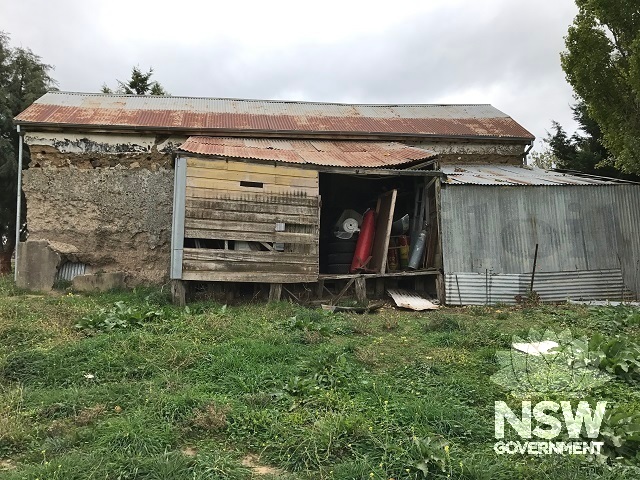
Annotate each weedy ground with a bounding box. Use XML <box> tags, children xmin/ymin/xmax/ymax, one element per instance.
<box><xmin>0</xmin><ymin>275</ymin><xmax>639</xmax><ymax>479</ymax></box>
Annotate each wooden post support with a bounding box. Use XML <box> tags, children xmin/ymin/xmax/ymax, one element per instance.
<box><xmin>225</xmin><ymin>284</ymin><xmax>236</xmax><ymax>304</ymax></box>
<box><xmin>436</xmin><ymin>273</ymin><xmax>446</xmax><ymax>306</ymax></box>
<box><xmin>333</xmin><ymin>278</ymin><xmax>355</xmax><ymax>305</ymax></box>
<box><xmin>355</xmin><ymin>277</ymin><xmax>367</xmax><ymax>305</ymax></box>
<box><xmin>316</xmin><ymin>279</ymin><xmax>325</xmax><ymax>300</ymax></box>
<box><xmin>171</xmin><ymin>280</ymin><xmax>187</xmax><ymax>307</ymax></box>
<box><xmin>269</xmin><ymin>283</ymin><xmax>283</xmax><ymax>303</ymax></box>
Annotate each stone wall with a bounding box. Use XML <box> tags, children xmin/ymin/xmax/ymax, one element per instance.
<box><xmin>18</xmin><ymin>131</ymin><xmax>179</xmax><ymax>286</ymax></box>
<box><xmin>21</xmin><ymin>141</ymin><xmax>174</xmax><ymax>285</ymax></box>
<box><xmin>406</xmin><ymin>139</ymin><xmax>527</xmax><ymax>165</ymax></box>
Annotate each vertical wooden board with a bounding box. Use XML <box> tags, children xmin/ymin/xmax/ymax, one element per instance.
<box><xmin>369</xmin><ymin>189</ymin><xmax>397</xmax><ymax>274</ymax></box>
<box><xmin>171</xmin><ymin>157</ymin><xmax>187</xmax><ymax>279</ymax></box>
<box><xmin>268</xmin><ymin>283</ymin><xmax>283</xmax><ymax>302</ymax></box>
<box><xmin>171</xmin><ymin>279</ymin><xmax>187</xmax><ymax>306</ymax></box>
<box><xmin>355</xmin><ymin>277</ymin><xmax>367</xmax><ymax>305</ymax></box>
<box><xmin>434</xmin><ymin>178</ymin><xmax>444</xmax><ymax>270</ymax></box>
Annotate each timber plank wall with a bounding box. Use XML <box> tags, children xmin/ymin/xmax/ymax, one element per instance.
<box><xmin>181</xmin><ymin>157</ymin><xmax>320</xmax><ymax>283</ymax></box>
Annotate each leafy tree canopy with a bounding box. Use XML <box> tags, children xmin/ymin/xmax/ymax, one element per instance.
<box><xmin>561</xmin><ymin>0</ymin><xmax>640</xmax><ymax>173</ymax></box>
<box><xmin>0</xmin><ymin>31</ymin><xmax>56</xmax><ymax>265</ymax></box>
<box><xmin>102</xmin><ymin>66</ymin><xmax>168</xmax><ymax>95</ymax></box>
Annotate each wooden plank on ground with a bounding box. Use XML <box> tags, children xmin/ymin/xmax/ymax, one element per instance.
<box><xmin>369</xmin><ymin>189</ymin><xmax>397</xmax><ymax>274</ymax></box>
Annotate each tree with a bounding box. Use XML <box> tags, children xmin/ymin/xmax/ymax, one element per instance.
<box><xmin>528</xmin><ymin>149</ymin><xmax>557</xmax><ymax>170</ymax></box>
<box><xmin>561</xmin><ymin>0</ymin><xmax>640</xmax><ymax>173</ymax></box>
<box><xmin>544</xmin><ymin>99</ymin><xmax>639</xmax><ymax>180</ymax></box>
<box><xmin>0</xmin><ymin>32</ymin><xmax>56</xmax><ymax>273</ymax></box>
<box><xmin>546</xmin><ymin>99</ymin><xmax>607</xmax><ymax>173</ymax></box>
<box><xmin>102</xmin><ymin>66</ymin><xmax>168</xmax><ymax>95</ymax></box>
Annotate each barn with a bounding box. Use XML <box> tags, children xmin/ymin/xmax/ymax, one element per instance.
<box><xmin>13</xmin><ymin>91</ymin><xmax>640</xmax><ymax>304</ymax></box>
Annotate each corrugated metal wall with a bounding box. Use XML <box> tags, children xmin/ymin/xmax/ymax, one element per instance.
<box><xmin>55</xmin><ymin>262</ymin><xmax>86</xmax><ymax>281</ymax></box>
<box><xmin>445</xmin><ymin>270</ymin><xmax>631</xmax><ymax>305</ymax></box>
<box><xmin>440</xmin><ymin>185</ymin><xmax>640</xmax><ymax>304</ymax></box>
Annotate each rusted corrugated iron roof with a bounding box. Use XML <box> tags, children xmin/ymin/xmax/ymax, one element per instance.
<box><xmin>441</xmin><ymin>165</ymin><xmax>633</xmax><ymax>186</ymax></box>
<box><xmin>178</xmin><ymin>136</ymin><xmax>437</xmax><ymax>168</ymax></box>
<box><xmin>15</xmin><ymin>91</ymin><xmax>535</xmax><ymax>141</ymax></box>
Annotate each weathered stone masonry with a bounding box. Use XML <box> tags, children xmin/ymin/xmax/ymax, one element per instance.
<box><xmin>20</xmin><ymin>132</ymin><xmax>181</xmax><ymax>286</ymax></box>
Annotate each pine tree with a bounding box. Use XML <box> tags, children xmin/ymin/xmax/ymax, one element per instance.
<box><xmin>0</xmin><ymin>32</ymin><xmax>56</xmax><ymax>273</ymax></box>
<box><xmin>102</xmin><ymin>66</ymin><xmax>168</xmax><ymax>95</ymax></box>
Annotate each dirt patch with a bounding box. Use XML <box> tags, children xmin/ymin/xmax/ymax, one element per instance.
<box><xmin>241</xmin><ymin>454</ymin><xmax>283</xmax><ymax>476</ymax></box>
<box><xmin>189</xmin><ymin>403</ymin><xmax>230</xmax><ymax>432</ymax></box>
<box><xmin>0</xmin><ymin>459</ymin><xmax>16</xmax><ymax>471</ymax></box>
<box><xmin>75</xmin><ymin>404</ymin><xmax>106</xmax><ymax>426</ymax></box>
<box><xmin>181</xmin><ymin>446</ymin><xmax>198</xmax><ymax>457</ymax></box>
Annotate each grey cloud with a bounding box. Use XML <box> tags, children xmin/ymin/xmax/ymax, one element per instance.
<box><xmin>1</xmin><ymin>0</ymin><xmax>580</xmax><ymax>147</ymax></box>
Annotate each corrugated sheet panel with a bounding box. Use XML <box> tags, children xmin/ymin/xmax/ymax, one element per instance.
<box><xmin>15</xmin><ymin>92</ymin><xmax>535</xmax><ymax>140</ymax></box>
<box><xmin>446</xmin><ymin>273</ymin><xmax>522</xmax><ymax>305</ymax></box>
<box><xmin>440</xmin><ymin>184</ymin><xmax>640</xmax><ymax>302</ymax></box>
<box><xmin>441</xmin><ymin>165</ymin><xmax>632</xmax><ymax>186</ymax></box>
<box><xmin>531</xmin><ymin>270</ymin><xmax>632</xmax><ymax>302</ymax></box>
<box><xmin>55</xmin><ymin>262</ymin><xmax>86</xmax><ymax>281</ymax></box>
<box><xmin>178</xmin><ymin>137</ymin><xmax>436</xmax><ymax>168</ymax></box>
<box><xmin>445</xmin><ymin>270</ymin><xmax>632</xmax><ymax>305</ymax></box>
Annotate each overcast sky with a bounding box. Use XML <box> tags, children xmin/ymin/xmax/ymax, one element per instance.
<box><xmin>1</xmin><ymin>0</ymin><xmax>579</xmax><ymax>148</ymax></box>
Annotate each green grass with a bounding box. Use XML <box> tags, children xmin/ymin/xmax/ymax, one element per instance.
<box><xmin>0</xmin><ymin>274</ymin><xmax>639</xmax><ymax>479</ymax></box>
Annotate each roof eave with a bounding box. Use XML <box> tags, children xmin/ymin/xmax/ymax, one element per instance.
<box><xmin>175</xmin><ymin>149</ymin><xmax>443</xmax><ymax>175</ymax></box>
<box><xmin>15</xmin><ymin>121</ymin><xmax>535</xmax><ymax>143</ymax></box>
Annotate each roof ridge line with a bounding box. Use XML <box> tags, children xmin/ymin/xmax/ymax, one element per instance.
<box><xmin>43</xmin><ymin>91</ymin><xmax>493</xmax><ymax>108</ymax></box>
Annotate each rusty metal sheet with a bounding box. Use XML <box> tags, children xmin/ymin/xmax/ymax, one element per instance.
<box><xmin>177</xmin><ymin>137</ymin><xmax>436</xmax><ymax>168</ymax></box>
<box><xmin>15</xmin><ymin>92</ymin><xmax>535</xmax><ymax>140</ymax></box>
<box><xmin>387</xmin><ymin>289</ymin><xmax>439</xmax><ymax>310</ymax></box>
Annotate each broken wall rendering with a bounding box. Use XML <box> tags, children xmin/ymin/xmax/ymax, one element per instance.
<box><xmin>18</xmin><ymin>131</ymin><xmax>180</xmax><ymax>288</ymax></box>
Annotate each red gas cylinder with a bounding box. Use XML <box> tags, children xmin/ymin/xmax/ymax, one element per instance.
<box><xmin>350</xmin><ymin>209</ymin><xmax>375</xmax><ymax>273</ymax></box>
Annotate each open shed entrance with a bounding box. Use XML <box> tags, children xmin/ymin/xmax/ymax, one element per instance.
<box><xmin>169</xmin><ymin>137</ymin><xmax>442</xmax><ymax>305</ymax></box>
<box><xmin>317</xmin><ymin>171</ymin><xmax>441</xmax><ymax>301</ymax></box>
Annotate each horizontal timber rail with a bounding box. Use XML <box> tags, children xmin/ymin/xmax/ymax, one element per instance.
<box><xmin>319</xmin><ymin>269</ymin><xmax>440</xmax><ymax>280</ymax></box>
<box><xmin>317</xmin><ymin>168</ymin><xmax>443</xmax><ymax>177</ymax></box>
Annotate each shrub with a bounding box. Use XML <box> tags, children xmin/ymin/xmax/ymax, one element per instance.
<box><xmin>588</xmin><ymin>333</ymin><xmax>640</xmax><ymax>382</ymax></box>
<box><xmin>74</xmin><ymin>300</ymin><xmax>175</xmax><ymax>332</ymax></box>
